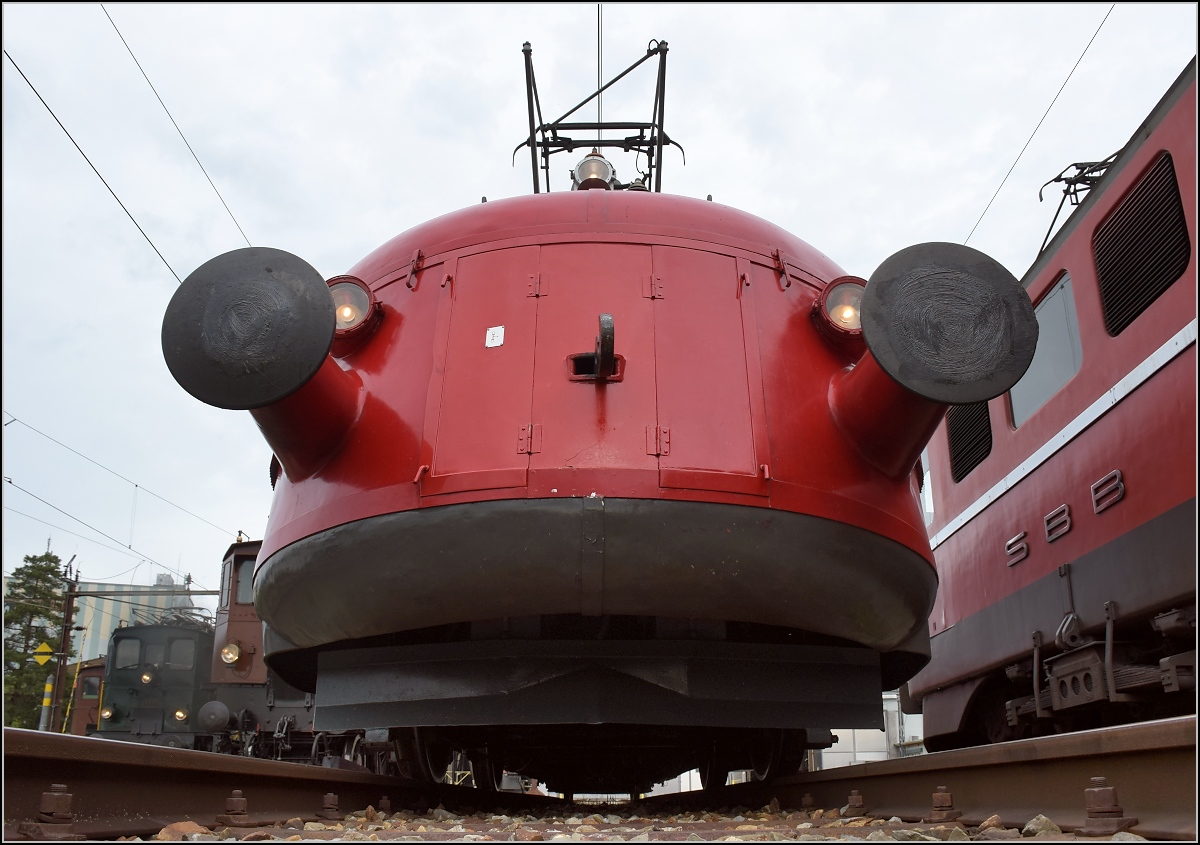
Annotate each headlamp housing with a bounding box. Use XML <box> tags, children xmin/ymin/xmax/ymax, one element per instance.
<box><xmin>572</xmin><ymin>149</ymin><xmax>615</xmax><ymax>190</ymax></box>
<box><xmin>812</xmin><ymin>276</ymin><xmax>867</xmax><ymax>355</ymax></box>
<box><xmin>220</xmin><ymin>642</ymin><xmax>242</xmax><ymax>665</ymax></box>
<box><xmin>328</xmin><ymin>275</ymin><xmax>381</xmax><ymax>355</ymax></box>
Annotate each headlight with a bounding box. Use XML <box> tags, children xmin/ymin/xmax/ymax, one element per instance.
<box><xmin>572</xmin><ymin>149</ymin><xmax>615</xmax><ymax>190</ymax></box>
<box><xmin>331</xmin><ymin>281</ymin><xmax>370</xmax><ymax>331</ymax></box>
<box><xmin>141</xmin><ymin>671</ymin><xmax>154</xmax><ymax>685</ymax></box>
<box><xmin>823</xmin><ymin>281</ymin><xmax>864</xmax><ymax>330</ymax></box>
<box><xmin>100</xmin><ymin>706</ymin><xmax>115</xmax><ymax>720</ymax></box>
<box><xmin>220</xmin><ymin>643</ymin><xmax>241</xmax><ymax>665</ymax></box>
<box><xmin>327</xmin><ymin>276</ymin><xmax>380</xmax><ymax>350</ymax></box>
<box><xmin>174</xmin><ymin>708</ymin><xmax>189</xmax><ymax>722</ymax></box>
<box><xmin>812</xmin><ymin>276</ymin><xmax>867</xmax><ymax>349</ymax></box>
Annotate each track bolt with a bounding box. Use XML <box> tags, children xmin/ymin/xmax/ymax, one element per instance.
<box><xmin>215</xmin><ymin>789</ymin><xmax>256</xmax><ymax>827</ymax></box>
<box><xmin>318</xmin><ymin>792</ymin><xmax>342</xmax><ymax>820</ymax></box>
<box><xmin>225</xmin><ymin>790</ymin><xmax>248</xmax><ymax>817</ymax></box>
<box><xmin>38</xmin><ymin>784</ymin><xmax>75</xmax><ymax>823</ymax></box>
<box><xmin>18</xmin><ymin>783</ymin><xmax>83</xmax><ymax>840</ymax></box>
<box><xmin>846</xmin><ymin>789</ymin><xmax>867</xmax><ymax>815</ymax></box>
<box><xmin>924</xmin><ymin>786</ymin><xmax>962</xmax><ymax>823</ymax></box>
<box><xmin>1078</xmin><ymin>777</ymin><xmax>1138</xmax><ymax>836</ymax></box>
<box><xmin>378</xmin><ymin>796</ymin><xmax>391</xmax><ymax>813</ymax></box>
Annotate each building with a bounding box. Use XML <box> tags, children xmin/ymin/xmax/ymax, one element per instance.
<box><xmin>69</xmin><ymin>573</ymin><xmax>198</xmax><ymax>662</ymax></box>
<box><xmin>817</xmin><ymin>691</ymin><xmax>925</xmax><ymax>768</ymax></box>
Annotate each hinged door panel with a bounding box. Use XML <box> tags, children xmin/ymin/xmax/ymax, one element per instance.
<box><xmin>652</xmin><ymin>246</ymin><xmax>766</xmax><ymax>495</ymax></box>
<box><xmin>424</xmin><ymin>247</ymin><xmax>539</xmax><ymax>495</ymax></box>
<box><xmin>529</xmin><ymin>243</ymin><xmax>658</xmax><ymax>486</ymax></box>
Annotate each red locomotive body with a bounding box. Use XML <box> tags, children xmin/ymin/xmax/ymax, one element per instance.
<box><xmin>908</xmin><ymin>60</ymin><xmax>1196</xmax><ymax>750</ymax></box>
<box><xmin>162</xmin><ymin>43</ymin><xmax>1038</xmax><ymax>792</ymax></box>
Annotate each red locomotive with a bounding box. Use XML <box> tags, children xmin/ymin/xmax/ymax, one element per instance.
<box><xmin>161</xmin><ymin>42</ymin><xmax>1037</xmax><ymax>793</ymax></box>
<box><xmin>906</xmin><ymin>60</ymin><xmax>1196</xmax><ymax>750</ymax></box>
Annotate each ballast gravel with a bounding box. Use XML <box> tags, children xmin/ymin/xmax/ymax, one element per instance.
<box><xmin>136</xmin><ymin>801</ymin><xmax>1150</xmax><ymax>842</ymax></box>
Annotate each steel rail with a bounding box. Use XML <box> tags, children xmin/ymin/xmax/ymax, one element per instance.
<box><xmin>1</xmin><ymin>728</ymin><xmax>553</xmax><ymax>840</ymax></box>
<box><xmin>721</xmin><ymin>716</ymin><xmax>1196</xmax><ymax>840</ymax></box>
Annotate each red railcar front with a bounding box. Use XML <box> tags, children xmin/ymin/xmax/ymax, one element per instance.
<box><xmin>161</xmin><ymin>43</ymin><xmax>1039</xmax><ymax>792</ymax></box>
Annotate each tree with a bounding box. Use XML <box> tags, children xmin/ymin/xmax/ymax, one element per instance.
<box><xmin>3</xmin><ymin>550</ymin><xmax>71</xmax><ymax>728</ymax></box>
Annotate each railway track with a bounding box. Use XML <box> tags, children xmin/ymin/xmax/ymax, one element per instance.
<box><xmin>4</xmin><ymin>716</ymin><xmax>1194</xmax><ymax>841</ymax></box>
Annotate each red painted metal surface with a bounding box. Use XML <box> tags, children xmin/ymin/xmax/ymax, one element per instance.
<box><xmin>258</xmin><ymin>191</ymin><xmax>934</xmax><ymax>567</ymax></box>
<box><xmin>910</xmin><ymin>68</ymin><xmax>1196</xmax><ymax>709</ymax></box>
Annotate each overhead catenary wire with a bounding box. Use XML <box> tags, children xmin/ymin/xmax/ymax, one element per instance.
<box><xmin>963</xmin><ymin>3</ymin><xmax>1116</xmax><ymax>245</ymax></box>
<box><xmin>3</xmin><ymin>477</ymin><xmax>210</xmax><ymax>592</ymax></box>
<box><xmin>2</xmin><ymin>49</ymin><xmax>182</xmax><ymax>284</ymax></box>
<box><xmin>4</xmin><ymin>506</ymin><xmax>146</xmax><ymax>560</ymax></box>
<box><xmin>100</xmin><ymin>4</ymin><xmax>252</xmax><ymax>248</ymax></box>
<box><xmin>3</xmin><ymin>412</ymin><xmax>234</xmax><ymax>536</ymax></box>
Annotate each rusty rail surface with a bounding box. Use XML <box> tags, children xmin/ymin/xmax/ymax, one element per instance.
<box><xmin>2</xmin><ymin>728</ymin><xmax>553</xmax><ymax>840</ymax></box>
<box><xmin>701</xmin><ymin>715</ymin><xmax>1196</xmax><ymax>840</ymax></box>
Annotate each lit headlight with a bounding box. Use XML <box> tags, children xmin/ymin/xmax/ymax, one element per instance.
<box><xmin>331</xmin><ymin>282</ymin><xmax>370</xmax><ymax>331</ymax></box>
<box><xmin>573</xmin><ymin>149</ymin><xmax>615</xmax><ymax>190</ymax></box>
<box><xmin>141</xmin><ymin>671</ymin><xmax>154</xmax><ymax>685</ymax></box>
<box><xmin>812</xmin><ymin>276</ymin><xmax>867</xmax><ymax>347</ymax></box>
<box><xmin>173</xmin><ymin>708</ymin><xmax>189</xmax><ymax>722</ymax></box>
<box><xmin>220</xmin><ymin>643</ymin><xmax>241</xmax><ymax>665</ymax></box>
<box><xmin>824</xmin><ymin>282</ymin><xmax>863</xmax><ymax>330</ymax></box>
<box><xmin>100</xmin><ymin>706</ymin><xmax>115</xmax><ymax>720</ymax></box>
<box><xmin>327</xmin><ymin>276</ymin><xmax>380</xmax><ymax>352</ymax></box>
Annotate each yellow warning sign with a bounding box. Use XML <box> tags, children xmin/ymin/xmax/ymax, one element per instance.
<box><xmin>33</xmin><ymin>642</ymin><xmax>53</xmax><ymax>666</ymax></box>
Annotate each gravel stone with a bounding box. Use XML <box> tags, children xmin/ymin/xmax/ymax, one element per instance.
<box><xmin>1109</xmin><ymin>835</ymin><xmax>1147</xmax><ymax>842</ymax></box>
<box><xmin>976</xmin><ymin>816</ymin><xmax>1004</xmax><ymax>833</ymax></box>
<box><xmin>1020</xmin><ymin>815</ymin><xmax>1061</xmax><ymax>837</ymax></box>
<box><xmin>155</xmin><ymin>822</ymin><xmax>214</xmax><ymax>841</ymax></box>
<box><xmin>892</xmin><ymin>830</ymin><xmax>939</xmax><ymax>842</ymax></box>
<box><xmin>973</xmin><ymin>830</ymin><xmax>1019</xmax><ymax>841</ymax></box>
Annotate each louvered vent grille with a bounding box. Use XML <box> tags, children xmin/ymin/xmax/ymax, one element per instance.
<box><xmin>946</xmin><ymin>401</ymin><xmax>992</xmax><ymax>483</ymax></box>
<box><xmin>1092</xmin><ymin>152</ymin><xmax>1190</xmax><ymax>336</ymax></box>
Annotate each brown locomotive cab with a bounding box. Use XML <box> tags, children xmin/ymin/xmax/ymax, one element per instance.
<box><xmin>160</xmin><ymin>44</ymin><xmax>1039</xmax><ymax>792</ymax></box>
<box><xmin>211</xmin><ymin>540</ymin><xmax>267</xmax><ymax>685</ymax></box>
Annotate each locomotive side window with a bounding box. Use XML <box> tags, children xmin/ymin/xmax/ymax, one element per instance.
<box><xmin>1009</xmin><ymin>274</ymin><xmax>1083</xmax><ymax>427</ymax></box>
<box><xmin>166</xmin><ymin>638</ymin><xmax>195</xmax><ymax>670</ymax></box>
<box><xmin>235</xmin><ymin>559</ymin><xmax>254</xmax><ymax>604</ymax></box>
<box><xmin>145</xmin><ymin>643</ymin><xmax>166</xmax><ymax>669</ymax></box>
<box><xmin>81</xmin><ymin>676</ymin><xmax>100</xmax><ymax>698</ymax></box>
<box><xmin>946</xmin><ymin>402</ymin><xmax>992</xmax><ymax>483</ymax></box>
<box><xmin>114</xmin><ymin>638</ymin><xmax>140</xmax><ymax>669</ymax></box>
<box><xmin>219</xmin><ymin>562</ymin><xmax>230</xmax><ymax>609</ymax></box>
<box><xmin>920</xmin><ymin>447</ymin><xmax>935</xmax><ymax>526</ymax></box>
<box><xmin>1093</xmin><ymin>151</ymin><xmax>1190</xmax><ymax>336</ymax></box>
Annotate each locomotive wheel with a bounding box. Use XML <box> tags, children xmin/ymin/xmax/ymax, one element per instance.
<box><xmin>341</xmin><ymin>733</ymin><xmax>365</xmax><ymax>767</ymax></box>
<box><xmin>749</xmin><ymin>730</ymin><xmax>783</xmax><ymax>782</ymax></box>
<box><xmin>413</xmin><ymin>729</ymin><xmax>451</xmax><ymax>784</ymax></box>
<box><xmin>698</xmin><ymin>754</ymin><xmax>728</xmax><ymax>790</ymax></box>
<box><xmin>468</xmin><ymin>753</ymin><xmax>503</xmax><ymax>791</ymax></box>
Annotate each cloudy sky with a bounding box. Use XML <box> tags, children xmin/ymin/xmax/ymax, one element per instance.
<box><xmin>3</xmin><ymin>4</ymin><xmax>1196</xmax><ymax>616</ymax></box>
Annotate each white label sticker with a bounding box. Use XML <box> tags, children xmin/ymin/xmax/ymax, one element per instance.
<box><xmin>485</xmin><ymin>326</ymin><xmax>505</xmax><ymax>348</ymax></box>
